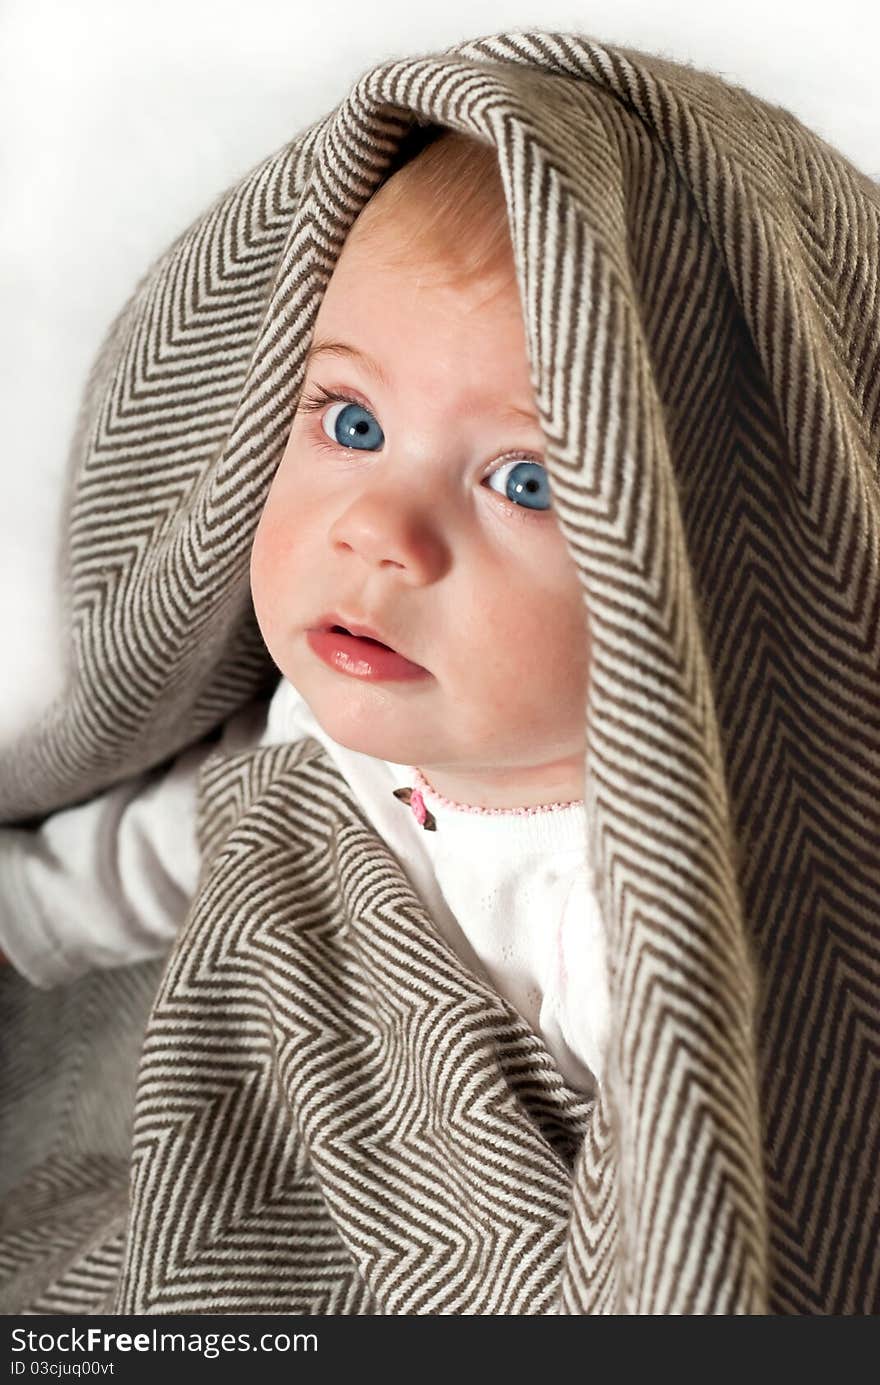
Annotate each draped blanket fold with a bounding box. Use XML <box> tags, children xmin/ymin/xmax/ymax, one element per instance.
<box><xmin>1</xmin><ymin>30</ymin><xmax>878</xmax><ymax>1314</ymax></box>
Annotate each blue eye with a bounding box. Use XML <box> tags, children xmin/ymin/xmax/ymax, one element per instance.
<box><xmin>485</xmin><ymin>459</ymin><xmax>552</xmax><ymax>511</ymax></box>
<box><xmin>322</xmin><ymin>400</ymin><xmax>384</xmax><ymax>451</ymax></box>
<box><xmin>303</xmin><ymin>387</ymin><xmax>551</xmax><ymax>515</ymax></box>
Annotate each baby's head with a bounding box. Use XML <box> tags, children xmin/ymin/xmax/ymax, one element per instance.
<box><xmin>251</xmin><ymin>130</ymin><xmax>590</xmax><ymax>808</ymax></box>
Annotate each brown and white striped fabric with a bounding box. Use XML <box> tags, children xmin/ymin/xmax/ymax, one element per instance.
<box><xmin>1</xmin><ymin>30</ymin><xmax>878</xmax><ymax>1313</ymax></box>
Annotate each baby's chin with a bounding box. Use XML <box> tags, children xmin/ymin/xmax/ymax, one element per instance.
<box><xmin>306</xmin><ymin>681</ymin><xmax>444</xmax><ymax>768</ymax></box>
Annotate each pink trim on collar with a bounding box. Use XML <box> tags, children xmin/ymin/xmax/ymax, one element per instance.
<box><xmin>411</xmin><ymin>766</ymin><xmax>584</xmax><ymax>817</ymax></box>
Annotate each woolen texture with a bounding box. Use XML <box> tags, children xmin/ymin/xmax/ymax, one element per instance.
<box><xmin>1</xmin><ymin>29</ymin><xmax>878</xmax><ymax>1313</ymax></box>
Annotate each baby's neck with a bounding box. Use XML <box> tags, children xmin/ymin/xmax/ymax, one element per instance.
<box><xmin>415</xmin><ymin>758</ymin><xmax>584</xmax><ymax>811</ymax></box>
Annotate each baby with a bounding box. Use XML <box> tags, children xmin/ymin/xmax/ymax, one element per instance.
<box><xmin>0</xmin><ymin>130</ymin><xmax>609</xmax><ymax>1091</ymax></box>
<box><xmin>251</xmin><ymin>130</ymin><xmax>590</xmax><ymax>810</ymax></box>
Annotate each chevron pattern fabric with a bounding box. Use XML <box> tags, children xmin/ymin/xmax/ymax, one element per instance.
<box><xmin>0</xmin><ymin>30</ymin><xmax>878</xmax><ymax>1313</ymax></box>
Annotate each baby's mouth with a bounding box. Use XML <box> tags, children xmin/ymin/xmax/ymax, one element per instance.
<box><xmin>307</xmin><ymin>620</ymin><xmax>431</xmax><ymax>681</ymax></box>
<box><xmin>330</xmin><ymin>624</ymin><xmax>391</xmax><ymax>650</ymax></box>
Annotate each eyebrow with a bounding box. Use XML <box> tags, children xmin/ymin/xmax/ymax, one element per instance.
<box><xmin>303</xmin><ymin>338</ymin><xmax>540</xmax><ymax>426</ymax></box>
<box><xmin>305</xmin><ymin>339</ymin><xmax>391</xmax><ymax>388</ymax></box>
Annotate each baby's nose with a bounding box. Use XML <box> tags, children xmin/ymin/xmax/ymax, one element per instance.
<box><xmin>328</xmin><ymin>486</ymin><xmax>449</xmax><ymax>584</ymax></box>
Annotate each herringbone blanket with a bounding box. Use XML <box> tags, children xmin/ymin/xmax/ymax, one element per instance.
<box><xmin>1</xmin><ymin>30</ymin><xmax>878</xmax><ymax>1314</ymax></box>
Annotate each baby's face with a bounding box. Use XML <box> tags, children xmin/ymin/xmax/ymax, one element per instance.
<box><xmin>250</xmin><ymin>207</ymin><xmax>590</xmax><ymax>806</ymax></box>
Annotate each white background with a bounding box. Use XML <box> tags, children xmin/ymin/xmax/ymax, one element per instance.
<box><xmin>2</xmin><ymin>0</ymin><xmax>877</xmax><ymax>744</ymax></box>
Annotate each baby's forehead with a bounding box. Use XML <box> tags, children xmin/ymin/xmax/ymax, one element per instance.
<box><xmin>322</xmin><ymin>128</ymin><xmax>514</xmax><ymax>294</ymax></box>
<box><xmin>335</xmin><ymin>201</ymin><xmax>449</xmax><ymax>272</ymax></box>
<box><xmin>336</xmin><ymin>169</ymin><xmax>509</xmax><ymax>274</ymax></box>
<box><xmin>327</xmin><ymin>218</ymin><xmax>511</xmax><ymax>304</ymax></box>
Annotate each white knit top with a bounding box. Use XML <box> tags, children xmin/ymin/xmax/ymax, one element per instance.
<box><xmin>0</xmin><ymin>678</ymin><xmax>609</xmax><ymax>1094</ymax></box>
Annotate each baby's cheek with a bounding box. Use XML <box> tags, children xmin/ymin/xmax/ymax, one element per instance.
<box><xmin>509</xmin><ymin>578</ymin><xmax>589</xmax><ymax>717</ymax></box>
<box><xmin>250</xmin><ymin>501</ymin><xmax>288</xmax><ymax>635</ymax></box>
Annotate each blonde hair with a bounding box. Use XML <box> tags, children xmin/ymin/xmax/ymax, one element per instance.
<box><xmin>352</xmin><ymin>128</ymin><xmax>515</xmax><ymax>288</ymax></box>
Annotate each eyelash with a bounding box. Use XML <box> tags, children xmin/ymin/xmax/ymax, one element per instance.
<box><xmin>297</xmin><ymin>385</ymin><xmax>549</xmax><ymax>520</ymax></box>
